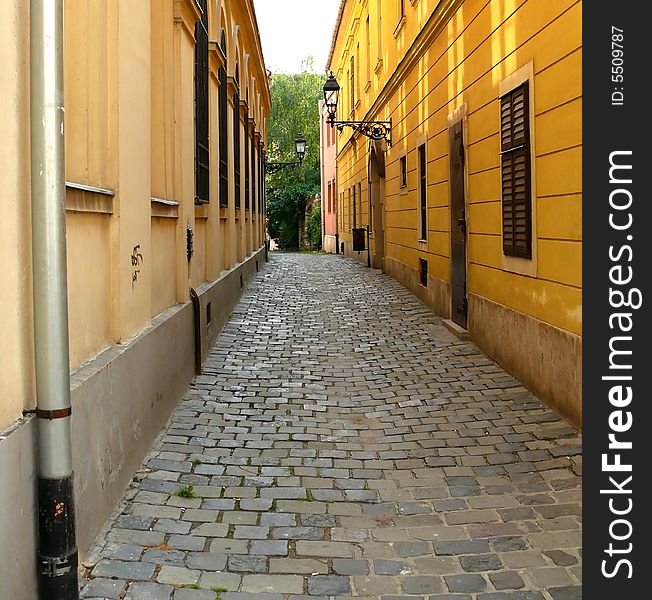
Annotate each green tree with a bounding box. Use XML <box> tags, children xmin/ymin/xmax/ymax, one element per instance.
<box><xmin>266</xmin><ymin>59</ymin><xmax>322</xmax><ymax>249</ymax></box>
<box><xmin>308</xmin><ymin>200</ymin><xmax>322</xmax><ymax>251</ymax></box>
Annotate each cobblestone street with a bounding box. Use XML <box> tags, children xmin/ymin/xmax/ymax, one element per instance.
<box><xmin>81</xmin><ymin>253</ymin><xmax>582</xmax><ymax>600</ymax></box>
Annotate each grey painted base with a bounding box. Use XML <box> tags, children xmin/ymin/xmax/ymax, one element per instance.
<box><xmin>0</xmin><ymin>248</ymin><xmax>266</xmax><ymax>600</ymax></box>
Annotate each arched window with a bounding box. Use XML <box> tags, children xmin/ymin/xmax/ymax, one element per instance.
<box><xmin>244</xmin><ymin>88</ymin><xmax>250</xmax><ymax>211</ymax></box>
<box><xmin>218</xmin><ymin>30</ymin><xmax>228</xmax><ymax>207</ymax></box>
<box><xmin>194</xmin><ymin>0</ymin><xmax>209</xmax><ymax>204</ymax></box>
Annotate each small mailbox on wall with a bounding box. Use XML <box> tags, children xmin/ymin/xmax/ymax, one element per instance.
<box><xmin>352</xmin><ymin>227</ymin><xmax>366</xmax><ymax>252</ymax></box>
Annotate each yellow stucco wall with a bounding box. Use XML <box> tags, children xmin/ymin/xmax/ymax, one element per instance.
<box><xmin>0</xmin><ymin>0</ymin><xmax>34</xmax><ymax>425</ymax></box>
<box><xmin>0</xmin><ymin>0</ymin><xmax>270</xmax><ymax>432</ymax></box>
<box><xmin>331</xmin><ymin>0</ymin><xmax>581</xmax><ymax>336</ymax></box>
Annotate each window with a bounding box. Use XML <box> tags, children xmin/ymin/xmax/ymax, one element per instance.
<box><xmin>327</xmin><ymin>182</ymin><xmax>332</xmax><ymax>213</ymax></box>
<box><xmin>419</xmin><ymin>258</ymin><xmax>428</xmax><ymax>287</ymax></box>
<box><xmin>365</xmin><ymin>17</ymin><xmax>371</xmax><ymax>87</ymax></box>
<box><xmin>258</xmin><ymin>154</ymin><xmax>264</xmax><ymax>213</ymax></box>
<box><xmin>244</xmin><ymin>113</ymin><xmax>250</xmax><ymax>210</ymax></box>
<box><xmin>500</xmin><ymin>82</ymin><xmax>532</xmax><ymax>258</ymax></box>
<box><xmin>356</xmin><ymin>43</ymin><xmax>360</xmax><ymax>102</ymax></box>
<box><xmin>400</xmin><ymin>155</ymin><xmax>407</xmax><ymax>188</ymax></box>
<box><xmin>348</xmin><ymin>188</ymin><xmax>352</xmax><ymax>230</ymax></box>
<box><xmin>194</xmin><ymin>0</ymin><xmax>209</xmax><ymax>204</ymax></box>
<box><xmin>350</xmin><ymin>56</ymin><xmax>355</xmax><ymax>114</ymax></box>
<box><xmin>352</xmin><ymin>184</ymin><xmax>357</xmax><ymax>228</ymax></box>
<box><xmin>418</xmin><ymin>143</ymin><xmax>427</xmax><ymax>240</ymax></box>
<box><xmin>218</xmin><ymin>31</ymin><xmax>228</xmax><ymax>208</ymax></box>
<box><xmin>233</xmin><ymin>68</ymin><xmax>241</xmax><ymax>210</ymax></box>
<box><xmin>252</xmin><ymin>140</ymin><xmax>256</xmax><ymax>213</ymax></box>
<box><xmin>358</xmin><ymin>182</ymin><xmax>362</xmax><ymax>226</ymax></box>
<box><xmin>376</xmin><ymin>0</ymin><xmax>383</xmax><ymax>67</ymax></box>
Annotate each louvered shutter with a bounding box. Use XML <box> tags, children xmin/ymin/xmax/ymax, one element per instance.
<box><xmin>500</xmin><ymin>83</ymin><xmax>532</xmax><ymax>259</ymax></box>
<box><xmin>194</xmin><ymin>0</ymin><xmax>209</xmax><ymax>205</ymax></box>
<box><xmin>234</xmin><ymin>92</ymin><xmax>241</xmax><ymax>210</ymax></box>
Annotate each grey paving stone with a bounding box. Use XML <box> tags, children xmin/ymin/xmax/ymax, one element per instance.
<box><xmin>233</xmin><ymin>526</ymin><xmax>269</xmax><ymax>539</ymax></box>
<box><xmin>93</xmin><ymin>559</ymin><xmax>156</xmax><ymax>582</ymax></box>
<box><xmin>227</xmin><ymin>555</ymin><xmax>268</xmax><ymax>573</ymax></box>
<box><xmin>241</xmin><ymin>574</ymin><xmax>304</xmax><ymax>594</ymax></box>
<box><xmin>168</xmin><ymin>534</ymin><xmax>206</xmax><ymax>551</ymax></box>
<box><xmin>548</xmin><ymin>587</ymin><xmax>582</xmax><ymax>600</ymax></box>
<box><xmin>185</xmin><ymin>552</ymin><xmax>227</xmax><ymax>571</ymax></box>
<box><xmin>402</xmin><ymin>576</ymin><xmax>443</xmax><ymax>594</ymax></box>
<box><xmin>459</xmin><ymin>554</ymin><xmax>503</xmax><ymax>572</ymax></box>
<box><xmin>173</xmin><ymin>590</ymin><xmax>216</xmax><ymax>600</ymax></box>
<box><xmin>444</xmin><ymin>574</ymin><xmax>487</xmax><ymax>593</ymax></box>
<box><xmin>434</xmin><ymin>540</ymin><xmax>491</xmax><ymax>556</ymax></box>
<box><xmin>142</xmin><ymin>549</ymin><xmax>185</xmax><ymax>566</ymax></box>
<box><xmin>270</xmin><ymin>526</ymin><xmax>323</xmax><ymax>540</ymax></box>
<box><xmin>307</xmin><ymin>575</ymin><xmax>352</xmax><ymax>596</ymax></box>
<box><xmin>374</xmin><ymin>559</ymin><xmax>407</xmax><ymax>575</ymax></box>
<box><xmin>477</xmin><ymin>594</ymin><xmax>545</xmax><ymax>600</ymax></box>
<box><xmin>300</xmin><ymin>514</ymin><xmax>336</xmax><ymax>528</ymax></box>
<box><xmin>80</xmin><ymin>578</ymin><xmax>127</xmax><ymax>599</ymax></box>
<box><xmin>103</xmin><ymin>543</ymin><xmax>144</xmax><ymax>561</ymax></box>
<box><xmin>116</xmin><ymin>515</ymin><xmax>156</xmax><ymax>531</ymax></box>
<box><xmin>332</xmin><ymin>559</ymin><xmax>369</xmax><ymax>575</ymax></box>
<box><xmin>395</xmin><ymin>542</ymin><xmax>432</xmax><ymax>557</ymax></box>
<box><xmin>488</xmin><ymin>571</ymin><xmax>525</xmax><ymax>590</ymax></box>
<box><xmin>154</xmin><ymin>519</ymin><xmax>192</xmax><ymax>534</ymax></box>
<box><xmin>250</xmin><ymin>540</ymin><xmax>288</xmax><ymax>556</ymax></box>
<box><xmin>260</xmin><ymin>513</ymin><xmax>296</xmax><ymax>527</ymax></box>
<box><xmin>544</xmin><ymin>550</ymin><xmax>578</xmax><ymax>566</ymax></box>
<box><xmin>124</xmin><ymin>582</ymin><xmax>173</xmax><ymax>600</ymax></box>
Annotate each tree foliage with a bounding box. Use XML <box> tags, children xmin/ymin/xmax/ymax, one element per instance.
<box><xmin>266</xmin><ymin>60</ymin><xmax>323</xmax><ymax>249</ymax></box>
<box><xmin>308</xmin><ymin>200</ymin><xmax>322</xmax><ymax>251</ymax></box>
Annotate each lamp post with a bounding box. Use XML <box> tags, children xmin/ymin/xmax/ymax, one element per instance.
<box><xmin>323</xmin><ymin>72</ymin><xmax>392</xmax><ymax>146</ymax></box>
<box><xmin>266</xmin><ymin>133</ymin><xmax>308</xmax><ymax>174</ymax></box>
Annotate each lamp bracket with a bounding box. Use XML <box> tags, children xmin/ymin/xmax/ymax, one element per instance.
<box><xmin>266</xmin><ymin>160</ymin><xmax>303</xmax><ymax>174</ymax></box>
<box><xmin>331</xmin><ymin>119</ymin><xmax>392</xmax><ymax>147</ymax></box>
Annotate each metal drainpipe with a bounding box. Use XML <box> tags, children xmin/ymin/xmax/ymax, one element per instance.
<box><xmin>30</xmin><ymin>0</ymin><xmax>79</xmax><ymax>598</ymax></box>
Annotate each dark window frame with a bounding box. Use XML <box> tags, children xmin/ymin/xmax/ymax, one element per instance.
<box><xmin>233</xmin><ymin>67</ymin><xmax>241</xmax><ymax>210</ymax></box>
<box><xmin>218</xmin><ymin>31</ymin><xmax>228</xmax><ymax>208</ymax></box>
<box><xmin>500</xmin><ymin>82</ymin><xmax>532</xmax><ymax>259</ymax></box>
<box><xmin>418</xmin><ymin>143</ymin><xmax>427</xmax><ymax>241</ymax></box>
<box><xmin>400</xmin><ymin>155</ymin><xmax>407</xmax><ymax>188</ymax></box>
<box><xmin>194</xmin><ymin>0</ymin><xmax>209</xmax><ymax>205</ymax></box>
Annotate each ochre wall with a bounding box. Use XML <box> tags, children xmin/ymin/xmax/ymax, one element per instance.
<box><xmin>330</xmin><ymin>0</ymin><xmax>582</xmax><ymax>425</ymax></box>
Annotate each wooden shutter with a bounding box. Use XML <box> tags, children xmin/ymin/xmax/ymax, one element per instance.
<box><xmin>219</xmin><ymin>32</ymin><xmax>228</xmax><ymax>208</ymax></box>
<box><xmin>244</xmin><ymin>115</ymin><xmax>250</xmax><ymax>210</ymax></box>
<box><xmin>500</xmin><ymin>83</ymin><xmax>532</xmax><ymax>258</ymax></box>
<box><xmin>194</xmin><ymin>0</ymin><xmax>209</xmax><ymax>204</ymax></box>
<box><xmin>234</xmin><ymin>92</ymin><xmax>241</xmax><ymax>210</ymax></box>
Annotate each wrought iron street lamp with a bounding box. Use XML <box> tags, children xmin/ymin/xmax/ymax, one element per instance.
<box><xmin>266</xmin><ymin>133</ymin><xmax>308</xmax><ymax>174</ymax></box>
<box><xmin>323</xmin><ymin>72</ymin><xmax>392</xmax><ymax>146</ymax></box>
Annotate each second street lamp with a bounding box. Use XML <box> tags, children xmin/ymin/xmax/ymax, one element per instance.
<box><xmin>266</xmin><ymin>133</ymin><xmax>308</xmax><ymax>174</ymax></box>
<box><xmin>322</xmin><ymin>72</ymin><xmax>392</xmax><ymax>146</ymax></box>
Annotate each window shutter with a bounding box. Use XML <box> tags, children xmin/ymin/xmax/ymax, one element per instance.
<box><xmin>500</xmin><ymin>83</ymin><xmax>531</xmax><ymax>259</ymax></box>
<box><xmin>219</xmin><ymin>32</ymin><xmax>228</xmax><ymax>208</ymax></box>
<box><xmin>244</xmin><ymin>114</ymin><xmax>250</xmax><ymax>211</ymax></box>
<box><xmin>234</xmin><ymin>92</ymin><xmax>241</xmax><ymax>210</ymax></box>
<box><xmin>194</xmin><ymin>0</ymin><xmax>209</xmax><ymax>205</ymax></box>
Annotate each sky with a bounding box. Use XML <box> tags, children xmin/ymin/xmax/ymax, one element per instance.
<box><xmin>253</xmin><ymin>0</ymin><xmax>342</xmax><ymax>74</ymax></box>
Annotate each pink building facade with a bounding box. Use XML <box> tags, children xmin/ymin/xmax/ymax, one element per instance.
<box><xmin>319</xmin><ymin>100</ymin><xmax>338</xmax><ymax>253</ymax></box>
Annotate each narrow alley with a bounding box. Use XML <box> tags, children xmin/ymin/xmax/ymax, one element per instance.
<box><xmin>80</xmin><ymin>254</ymin><xmax>581</xmax><ymax>600</ymax></box>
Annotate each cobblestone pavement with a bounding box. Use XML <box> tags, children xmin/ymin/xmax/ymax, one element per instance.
<box><xmin>81</xmin><ymin>253</ymin><xmax>582</xmax><ymax>600</ymax></box>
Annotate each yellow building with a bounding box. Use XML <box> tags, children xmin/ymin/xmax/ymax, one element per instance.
<box><xmin>0</xmin><ymin>1</ymin><xmax>269</xmax><ymax>596</ymax></box>
<box><xmin>328</xmin><ymin>0</ymin><xmax>581</xmax><ymax>427</ymax></box>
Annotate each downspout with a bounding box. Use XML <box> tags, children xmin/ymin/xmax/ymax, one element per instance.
<box><xmin>30</xmin><ymin>1</ymin><xmax>79</xmax><ymax>599</ymax></box>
